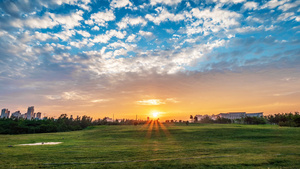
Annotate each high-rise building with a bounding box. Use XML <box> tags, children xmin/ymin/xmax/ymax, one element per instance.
<box><xmin>11</xmin><ymin>111</ymin><xmax>21</xmax><ymax>118</ymax></box>
<box><xmin>1</xmin><ymin>109</ymin><xmax>9</xmax><ymax>118</ymax></box>
<box><xmin>36</xmin><ymin>112</ymin><xmax>42</xmax><ymax>119</ymax></box>
<box><xmin>26</xmin><ymin>106</ymin><xmax>34</xmax><ymax>120</ymax></box>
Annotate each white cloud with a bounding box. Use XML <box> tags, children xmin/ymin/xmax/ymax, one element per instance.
<box><xmin>110</xmin><ymin>0</ymin><xmax>132</xmax><ymax>8</ymax></box>
<box><xmin>145</xmin><ymin>8</ymin><xmax>185</xmax><ymax>25</ymax></box>
<box><xmin>86</xmin><ymin>10</ymin><xmax>115</xmax><ymax>27</ymax></box>
<box><xmin>166</xmin><ymin>98</ymin><xmax>180</xmax><ymax>103</ymax></box>
<box><xmin>136</xmin><ymin>98</ymin><xmax>179</xmax><ymax>105</ymax></box>
<box><xmin>34</xmin><ymin>31</ymin><xmax>52</xmax><ymax>41</ymax></box>
<box><xmin>243</xmin><ymin>2</ymin><xmax>259</xmax><ymax>10</ymax></box>
<box><xmin>212</xmin><ymin>0</ymin><xmax>245</xmax><ymax>4</ymax></box>
<box><xmin>92</xmin><ymin>26</ymin><xmax>100</xmax><ymax>30</ymax></box>
<box><xmin>77</xmin><ymin>30</ymin><xmax>91</xmax><ymax>37</ymax></box>
<box><xmin>165</xmin><ymin>28</ymin><xmax>175</xmax><ymax>34</ymax></box>
<box><xmin>150</xmin><ymin>0</ymin><xmax>182</xmax><ymax>6</ymax></box>
<box><xmin>234</xmin><ymin>26</ymin><xmax>264</xmax><ymax>33</ymax></box>
<box><xmin>246</xmin><ymin>16</ymin><xmax>263</xmax><ymax>23</ymax></box>
<box><xmin>187</xmin><ymin>7</ymin><xmax>241</xmax><ymax>36</ymax></box>
<box><xmin>48</xmin><ymin>10</ymin><xmax>84</xmax><ymax>29</ymax></box>
<box><xmin>46</xmin><ymin>91</ymin><xmax>88</xmax><ymax>101</ymax></box>
<box><xmin>113</xmin><ymin>48</ymin><xmax>127</xmax><ymax>57</ymax></box>
<box><xmin>139</xmin><ymin>30</ymin><xmax>153</xmax><ymax>37</ymax></box>
<box><xmin>51</xmin><ymin>0</ymin><xmax>78</xmax><ymax>5</ymax></box>
<box><xmin>45</xmin><ymin>95</ymin><xmax>62</xmax><ymax>100</ymax></box>
<box><xmin>84</xmin><ymin>20</ymin><xmax>94</xmax><ymax>25</ymax></box>
<box><xmin>136</xmin><ymin>99</ymin><xmax>165</xmax><ymax>105</ymax></box>
<box><xmin>261</xmin><ymin>0</ymin><xmax>288</xmax><ymax>9</ymax></box>
<box><xmin>126</xmin><ymin>34</ymin><xmax>137</xmax><ymax>42</ymax></box>
<box><xmin>83</xmin><ymin>38</ymin><xmax>227</xmax><ymax>76</ymax></box>
<box><xmin>91</xmin><ymin>99</ymin><xmax>111</xmax><ymax>103</ymax></box>
<box><xmin>265</xmin><ymin>25</ymin><xmax>276</xmax><ymax>31</ymax></box>
<box><xmin>51</xmin><ymin>43</ymin><xmax>71</xmax><ymax>50</ymax></box>
<box><xmin>51</xmin><ymin>0</ymin><xmax>91</xmax><ymax>10</ymax></box>
<box><xmin>12</xmin><ymin>10</ymin><xmax>84</xmax><ymax>30</ymax></box>
<box><xmin>117</xmin><ymin>16</ymin><xmax>147</xmax><ymax>29</ymax></box>
<box><xmin>278</xmin><ymin>1</ymin><xmax>300</xmax><ymax>11</ymax></box>
<box><xmin>54</xmin><ymin>29</ymin><xmax>76</xmax><ymax>41</ymax></box>
<box><xmin>277</xmin><ymin>12</ymin><xmax>296</xmax><ymax>21</ymax></box>
<box><xmin>93</xmin><ymin>30</ymin><xmax>127</xmax><ymax>43</ymax></box>
<box><xmin>62</xmin><ymin>91</ymin><xmax>87</xmax><ymax>100</ymax></box>
<box><xmin>70</xmin><ymin>38</ymin><xmax>94</xmax><ymax>48</ymax></box>
<box><xmin>108</xmin><ymin>41</ymin><xmax>136</xmax><ymax>50</ymax></box>
<box><xmin>12</xmin><ymin>14</ymin><xmax>57</xmax><ymax>29</ymax></box>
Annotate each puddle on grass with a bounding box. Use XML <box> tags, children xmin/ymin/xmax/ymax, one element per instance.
<box><xmin>17</xmin><ymin>142</ymin><xmax>62</xmax><ymax>146</ymax></box>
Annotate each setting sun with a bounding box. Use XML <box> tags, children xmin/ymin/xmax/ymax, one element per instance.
<box><xmin>152</xmin><ymin>112</ymin><xmax>159</xmax><ymax>118</ymax></box>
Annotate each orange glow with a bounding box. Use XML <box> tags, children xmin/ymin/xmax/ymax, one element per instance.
<box><xmin>158</xmin><ymin>121</ymin><xmax>171</xmax><ymax>137</ymax></box>
<box><xmin>146</xmin><ymin>120</ymin><xmax>154</xmax><ymax>139</ymax></box>
<box><xmin>144</xmin><ymin>120</ymin><xmax>171</xmax><ymax>139</ymax></box>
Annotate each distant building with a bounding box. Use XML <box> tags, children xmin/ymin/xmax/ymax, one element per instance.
<box><xmin>194</xmin><ymin>115</ymin><xmax>203</xmax><ymax>121</ymax></box>
<box><xmin>116</xmin><ymin>119</ymin><xmax>123</xmax><ymax>122</ymax></box>
<box><xmin>246</xmin><ymin>112</ymin><xmax>263</xmax><ymax>117</ymax></box>
<box><xmin>26</xmin><ymin>106</ymin><xmax>34</xmax><ymax>120</ymax></box>
<box><xmin>211</xmin><ymin>114</ymin><xmax>218</xmax><ymax>120</ymax></box>
<box><xmin>1</xmin><ymin>109</ymin><xmax>9</xmax><ymax>118</ymax></box>
<box><xmin>11</xmin><ymin>111</ymin><xmax>21</xmax><ymax>118</ymax></box>
<box><xmin>36</xmin><ymin>112</ymin><xmax>42</xmax><ymax>119</ymax></box>
<box><xmin>219</xmin><ymin>112</ymin><xmax>246</xmax><ymax>120</ymax></box>
<box><xmin>21</xmin><ymin>113</ymin><xmax>27</xmax><ymax>119</ymax></box>
<box><xmin>104</xmin><ymin>117</ymin><xmax>113</xmax><ymax>122</ymax></box>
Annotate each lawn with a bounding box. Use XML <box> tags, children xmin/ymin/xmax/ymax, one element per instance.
<box><xmin>0</xmin><ymin>122</ymin><xmax>299</xmax><ymax>168</ymax></box>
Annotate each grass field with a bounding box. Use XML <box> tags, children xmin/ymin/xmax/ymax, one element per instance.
<box><xmin>0</xmin><ymin>122</ymin><xmax>300</xmax><ymax>168</ymax></box>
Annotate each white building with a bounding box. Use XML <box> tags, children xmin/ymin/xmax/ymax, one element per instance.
<box><xmin>194</xmin><ymin>115</ymin><xmax>203</xmax><ymax>121</ymax></box>
<box><xmin>193</xmin><ymin>112</ymin><xmax>264</xmax><ymax>121</ymax></box>
<box><xmin>11</xmin><ymin>111</ymin><xmax>21</xmax><ymax>118</ymax></box>
<box><xmin>246</xmin><ymin>112</ymin><xmax>263</xmax><ymax>117</ymax></box>
<box><xmin>219</xmin><ymin>112</ymin><xmax>246</xmax><ymax>120</ymax></box>
<box><xmin>26</xmin><ymin>106</ymin><xmax>34</xmax><ymax>120</ymax></box>
<box><xmin>104</xmin><ymin>117</ymin><xmax>113</xmax><ymax>122</ymax></box>
<box><xmin>1</xmin><ymin>109</ymin><xmax>10</xmax><ymax>118</ymax></box>
<box><xmin>36</xmin><ymin>112</ymin><xmax>42</xmax><ymax>119</ymax></box>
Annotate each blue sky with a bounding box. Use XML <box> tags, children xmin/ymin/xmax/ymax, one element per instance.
<box><xmin>0</xmin><ymin>0</ymin><xmax>299</xmax><ymax>119</ymax></box>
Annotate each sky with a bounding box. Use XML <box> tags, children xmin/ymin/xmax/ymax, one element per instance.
<box><xmin>0</xmin><ymin>0</ymin><xmax>299</xmax><ymax>121</ymax></box>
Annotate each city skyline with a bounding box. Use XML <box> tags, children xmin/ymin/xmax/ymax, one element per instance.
<box><xmin>1</xmin><ymin>105</ymin><xmax>266</xmax><ymax>124</ymax></box>
<box><xmin>0</xmin><ymin>0</ymin><xmax>299</xmax><ymax>121</ymax></box>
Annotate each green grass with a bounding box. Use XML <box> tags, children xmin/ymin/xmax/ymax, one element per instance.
<box><xmin>0</xmin><ymin>123</ymin><xmax>300</xmax><ymax>168</ymax></box>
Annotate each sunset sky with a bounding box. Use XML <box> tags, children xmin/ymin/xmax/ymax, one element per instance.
<box><xmin>0</xmin><ymin>0</ymin><xmax>299</xmax><ymax>120</ymax></box>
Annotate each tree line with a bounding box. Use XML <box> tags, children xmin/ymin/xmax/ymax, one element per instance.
<box><xmin>0</xmin><ymin>114</ymin><xmax>149</xmax><ymax>134</ymax></box>
<box><xmin>1</xmin><ymin>112</ymin><xmax>299</xmax><ymax>134</ymax></box>
<box><xmin>266</xmin><ymin>112</ymin><xmax>300</xmax><ymax>127</ymax></box>
<box><xmin>190</xmin><ymin>112</ymin><xmax>300</xmax><ymax>127</ymax></box>
<box><xmin>0</xmin><ymin>114</ymin><xmax>93</xmax><ymax>134</ymax></box>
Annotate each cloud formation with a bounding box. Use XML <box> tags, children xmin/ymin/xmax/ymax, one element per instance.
<box><xmin>0</xmin><ymin>0</ymin><xmax>299</xmax><ymax>119</ymax></box>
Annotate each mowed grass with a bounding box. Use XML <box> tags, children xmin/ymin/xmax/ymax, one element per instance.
<box><xmin>0</xmin><ymin>123</ymin><xmax>300</xmax><ymax>168</ymax></box>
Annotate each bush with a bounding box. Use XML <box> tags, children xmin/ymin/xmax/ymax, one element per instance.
<box><xmin>243</xmin><ymin>116</ymin><xmax>266</xmax><ymax>125</ymax></box>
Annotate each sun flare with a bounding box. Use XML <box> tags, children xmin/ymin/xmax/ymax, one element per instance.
<box><xmin>152</xmin><ymin>112</ymin><xmax>159</xmax><ymax>118</ymax></box>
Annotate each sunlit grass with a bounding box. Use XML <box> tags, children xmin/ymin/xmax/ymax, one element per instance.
<box><xmin>0</xmin><ymin>123</ymin><xmax>299</xmax><ymax>168</ymax></box>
